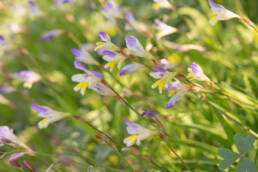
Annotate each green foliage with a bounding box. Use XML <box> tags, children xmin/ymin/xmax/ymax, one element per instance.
<box><xmin>218</xmin><ymin>133</ymin><xmax>256</xmax><ymax>171</ymax></box>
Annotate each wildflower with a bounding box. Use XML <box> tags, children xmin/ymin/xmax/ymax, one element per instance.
<box><xmin>160</xmin><ymin>53</ymin><xmax>180</xmax><ymax>69</ymax></box>
<box><xmin>0</xmin><ymin>34</ymin><xmax>7</xmax><ymax>46</ymax></box>
<box><xmin>141</xmin><ymin>110</ymin><xmax>157</xmax><ymax>118</ymax></box>
<box><xmin>124</xmin><ymin>12</ymin><xmax>138</xmax><ymax>30</ymax></box>
<box><xmin>0</xmin><ymin>126</ymin><xmax>19</xmax><ymax>146</ymax></box>
<box><xmin>165</xmin><ymin>81</ymin><xmax>188</xmax><ymax>108</ymax></box>
<box><xmin>155</xmin><ymin>19</ymin><xmax>177</xmax><ymax>39</ymax></box>
<box><xmin>123</xmin><ymin>118</ymin><xmax>153</xmax><ymax>147</ymax></box>
<box><xmin>71</xmin><ymin>47</ymin><xmax>98</xmax><ymax>65</ymax></box>
<box><xmin>102</xmin><ymin>50</ymin><xmax>125</xmax><ymax>71</ymax></box>
<box><xmin>187</xmin><ymin>62</ymin><xmax>210</xmax><ymax>82</ymax></box>
<box><xmin>28</xmin><ymin>1</ymin><xmax>41</xmax><ymax>17</ymax></box>
<box><xmin>153</xmin><ymin>0</ymin><xmax>174</xmax><ymax>10</ymax></box>
<box><xmin>41</xmin><ymin>30</ymin><xmax>62</xmax><ymax>41</ymax></box>
<box><xmin>95</xmin><ymin>32</ymin><xmax>119</xmax><ymax>52</ymax></box>
<box><xmin>55</xmin><ymin>0</ymin><xmax>74</xmax><ymax>6</ymax></box>
<box><xmin>101</xmin><ymin>1</ymin><xmax>123</xmax><ymax>23</ymax></box>
<box><xmin>119</xmin><ymin>64</ymin><xmax>142</xmax><ymax>76</ymax></box>
<box><xmin>72</xmin><ymin>60</ymin><xmax>102</xmax><ymax>95</ymax></box>
<box><xmin>208</xmin><ymin>0</ymin><xmax>240</xmax><ymax>26</ymax></box>
<box><xmin>125</xmin><ymin>36</ymin><xmax>148</xmax><ymax>58</ymax></box>
<box><xmin>150</xmin><ymin>66</ymin><xmax>176</xmax><ymax>93</ymax></box>
<box><xmin>90</xmin><ymin>82</ymin><xmax>115</xmax><ymax>97</ymax></box>
<box><xmin>9</xmin><ymin>152</ymin><xmax>31</xmax><ymax>167</ymax></box>
<box><xmin>14</xmin><ymin>70</ymin><xmax>41</xmax><ymax>88</ymax></box>
<box><xmin>32</xmin><ymin>104</ymin><xmax>70</xmax><ymax>129</ymax></box>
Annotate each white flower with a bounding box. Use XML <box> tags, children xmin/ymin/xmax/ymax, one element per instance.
<box><xmin>155</xmin><ymin>19</ymin><xmax>178</xmax><ymax>39</ymax></box>
<box><xmin>123</xmin><ymin>118</ymin><xmax>153</xmax><ymax>147</ymax></box>
<box><xmin>32</xmin><ymin>104</ymin><xmax>70</xmax><ymax>129</ymax></box>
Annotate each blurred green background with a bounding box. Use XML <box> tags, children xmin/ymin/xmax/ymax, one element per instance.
<box><xmin>0</xmin><ymin>0</ymin><xmax>257</xmax><ymax>171</ymax></box>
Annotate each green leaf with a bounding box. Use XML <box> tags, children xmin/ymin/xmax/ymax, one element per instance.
<box><xmin>218</xmin><ymin>148</ymin><xmax>240</xmax><ymax>170</ymax></box>
<box><xmin>236</xmin><ymin>157</ymin><xmax>256</xmax><ymax>172</ymax></box>
<box><xmin>234</xmin><ymin>134</ymin><xmax>255</xmax><ymax>154</ymax></box>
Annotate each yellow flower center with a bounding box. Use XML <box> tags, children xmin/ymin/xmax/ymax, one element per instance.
<box><xmin>153</xmin><ymin>78</ymin><xmax>166</xmax><ymax>93</ymax></box>
<box><xmin>125</xmin><ymin>135</ymin><xmax>138</xmax><ymax>145</ymax></box>
<box><xmin>75</xmin><ymin>81</ymin><xmax>89</xmax><ymax>94</ymax></box>
<box><xmin>95</xmin><ymin>41</ymin><xmax>104</xmax><ymax>51</ymax></box>
<box><xmin>168</xmin><ymin>53</ymin><xmax>180</xmax><ymax>63</ymax></box>
<box><xmin>105</xmin><ymin>59</ymin><xmax>120</xmax><ymax>71</ymax></box>
<box><xmin>39</xmin><ymin>117</ymin><xmax>49</xmax><ymax>128</ymax></box>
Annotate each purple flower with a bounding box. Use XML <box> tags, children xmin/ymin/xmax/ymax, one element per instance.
<box><xmin>41</xmin><ymin>30</ymin><xmax>61</xmax><ymax>41</ymax></box>
<box><xmin>74</xmin><ymin>60</ymin><xmax>88</xmax><ymax>72</ymax></box>
<box><xmin>119</xmin><ymin>64</ymin><xmax>142</xmax><ymax>76</ymax></box>
<box><xmin>125</xmin><ymin>36</ymin><xmax>147</xmax><ymax>57</ymax></box>
<box><xmin>90</xmin><ymin>82</ymin><xmax>115</xmax><ymax>97</ymax></box>
<box><xmin>28</xmin><ymin>1</ymin><xmax>41</xmax><ymax>16</ymax></box>
<box><xmin>32</xmin><ymin>104</ymin><xmax>70</xmax><ymax>128</ymax></box>
<box><xmin>141</xmin><ymin>110</ymin><xmax>157</xmax><ymax>117</ymax></box>
<box><xmin>91</xmin><ymin>71</ymin><xmax>102</xmax><ymax>79</ymax></box>
<box><xmin>14</xmin><ymin>70</ymin><xmax>41</xmax><ymax>88</ymax></box>
<box><xmin>99</xmin><ymin>32</ymin><xmax>111</xmax><ymax>42</ymax></box>
<box><xmin>155</xmin><ymin>19</ymin><xmax>177</xmax><ymax>39</ymax></box>
<box><xmin>125</xmin><ymin>12</ymin><xmax>138</xmax><ymax>29</ymax></box>
<box><xmin>55</xmin><ymin>0</ymin><xmax>74</xmax><ymax>6</ymax></box>
<box><xmin>188</xmin><ymin>62</ymin><xmax>210</xmax><ymax>82</ymax></box>
<box><xmin>101</xmin><ymin>1</ymin><xmax>115</xmax><ymax>11</ymax></box>
<box><xmin>102</xmin><ymin>50</ymin><xmax>117</xmax><ymax>57</ymax></box>
<box><xmin>71</xmin><ymin>47</ymin><xmax>97</xmax><ymax>65</ymax></box>
<box><xmin>9</xmin><ymin>152</ymin><xmax>29</xmax><ymax>167</ymax></box>
<box><xmin>0</xmin><ymin>34</ymin><xmax>7</xmax><ymax>46</ymax></box>
<box><xmin>166</xmin><ymin>89</ymin><xmax>186</xmax><ymax>108</ymax></box>
<box><xmin>123</xmin><ymin>118</ymin><xmax>153</xmax><ymax>147</ymax></box>
<box><xmin>208</xmin><ymin>0</ymin><xmax>240</xmax><ymax>25</ymax></box>
<box><xmin>0</xmin><ymin>126</ymin><xmax>18</xmax><ymax>145</ymax></box>
<box><xmin>154</xmin><ymin>66</ymin><xmax>166</xmax><ymax>73</ymax></box>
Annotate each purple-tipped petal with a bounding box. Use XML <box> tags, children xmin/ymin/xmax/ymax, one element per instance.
<box><xmin>119</xmin><ymin>64</ymin><xmax>141</xmax><ymax>76</ymax></box>
<box><xmin>125</xmin><ymin>36</ymin><xmax>138</xmax><ymax>48</ymax></box>
<box><xmin>92</xmin><ymin>71</ymin><xmax>102</xmax><ymax>78</ymax></box>
<box><xmin>41</xmin><ymin>30</ymin><xmax>60</xmax><ymax>41</ymax></box>
<box><xmin>32</xmin><ymin>104</ymin><xmax>48</xmax><ymax>113</ymax></box>
<box><xmin>153</xmin><ymin>66</ymin><xmax>166</xmax><ymax>73</ymax></box>
<box><xmin>99</xmin><ymin>32</ymin><xmax>110</xmax><ymax>42</ymax></box>
<box><xmin>102</xmin><ymin>50</ymin><xmax>117</xmax><ymax>57</ymax></box>
<box><xmin>74</xmin><ymin>60</ymin><xmax>88</xmax><ymax>72</ymax></box>
<box><xmin>0</xmin><ymin>34</ymin><xmax>5</xmax><ymax>41</ymax></box>
<box><xmin>18</xmin><ymin>70</ymin><xmax>32</xmax><ymax>77</ymax></box>
<box><xmin>154</xmin><ymin>19</ymin><xmax>162</xmax><ymax>25</ymax></box>
<box><xmin>190</xmin><ymin>62</ymin><xmax>202</xmax><ymax>75</ymax></box>
<box><xmin>71</xmin><ymin>48</ymin><xmax>82</xmax><ymax>57</ymax></box>
<box><xmin>141</xmin><ymin>110</ymin><xmax>156</xmax><ymax>117</ymax></box>
<box><xmin>9</xmin><ymin>152</ymin><xmax>27</xmax><ymax>167</ymax></box>
<box><xmin>123</xmin><ymin>118</ymin><xmax>139</xmax><ymax>130</ymax></box>
<box><xmin>28</xmin><ymin>1</ymin><xmax>37</xmax><ymax>8</ymax></box>
<box><xmin>208</xmin><ymin>0</ymin><xmax>221</xmax><ymax>9</ymax></box>
<box><xmin>165</xmin><ymin>81</ymin><xmax>182</xmax><ymax>92</ymax></box>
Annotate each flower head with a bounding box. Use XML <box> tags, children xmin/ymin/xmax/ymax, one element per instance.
<box><xmin>9</xmin><ymin>152</ymin><xmax>31</xmax><ymax>167</ymax></box>
<box><xmin>32</xmin><ymin>104</ymin><xmax>70</xmax><ymax>129</ymax></box>
<box><xmin>0</xmin><ymin>34</ymin><xmax>7</xmax><ymax>46</ymax></box>
<box><xmin>153</xmin><ymin>0</ymin><xmax>174</xmax><ymax>10</ymax></box>
<box><xmin>55</xmin><ymin>0</ymin><xmax>74</xmax><ymax>6</ymax></box>
<box><xmin>72</xmin><ymin>61</ymin><xmax>102</xmax><ymax>95</ymax></box>
<box><xmin>101</xmin><ymin>1</ymin><xmax>123</xmax><ymax>23</ymax></box>
<box><xmin>160</xmin><ymin>53</ymin><xmax>180</xmax><ymax>69</ymax></box>
<box><xmin>208</xmin><ymin>0</ymin><xmax>240</xmax><ymax>26</ymax></box>
<box><xmin>125</xmin><ymin>36</ymin><xmax>148</xmax><ymax>58</ymax></box>
<box><xmin>90</xmin><ymin>82</ymin><xmax>115</xmax><ymax>97</ymax></box>
<box><xmin>41</xmin><ymin>30</ymin><xmax>61</xmax><ymax>41</ymax></box>
<box><xmin>28</xmin><ymin>1</ymin><xmax>41</xmax><ymax>17</ymax></box>
<box><xmin>155</xmin><ymin>19</ymin><xmax>177</xmax><ymax>39</ymax></box>
<box><xmin>124</xmin><ymin>12</ymin><xmax>139</xmax><ymax>30</ymax></box>
<box><xmin>95</xmin><ymin>32</ymin><xmax>119</xmax><ymax>52</ymax></box>
<box><xmin>165</xmin><ymin>81</ymin><xmax>188</xmax><ymax>108</ymax></box>
<box><xmin>141</xmin><ymin>110</ymin><xmax>157</xmax><ymax>118</ymax></box>
<box><xmin>187</xmin><ymin>62</ymin><xmax>210</xmax><ymax>82</ymax></box>
<box><xmin>14</xmin><ymin>70</ymin><xmax>41</xmax><ymax>88</ymax></box>
<box><xmin>102</xmin><ymin>50</ymin><xmax>125</xmax><ymax>71</ymax></box>
<box><xmin>0</xmin><ymin>126</ymin><xmax>18</xmax><ymax>146</ymax></box>
<box><xmin>119</xmin><ymin>64</ymin><xmax>142</xmax><ymax>76</ymax></box>
<box><xmin>150</xmin><ymin>66</ymin><xmax>176</xmax><ymax>93</ymax></box>
<box><xmin>71</xmin><ymin>47</ymin><xmax>97</xmax><ymax>65</ymax></box>
<box><xmin>123</xmin><ymin>118</ymin><xmax>153</xmax><ymax>147</ymax></box>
